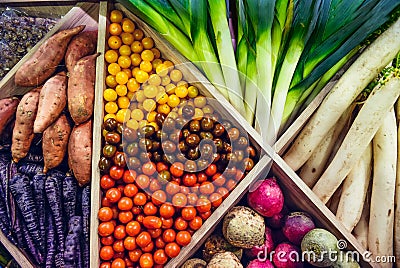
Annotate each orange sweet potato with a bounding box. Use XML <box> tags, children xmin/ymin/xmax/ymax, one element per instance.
<box><xmin>15</xmin><ymin>25</ymin><xmax>85</xmax><ymax>87</ymax></box>
<box><xmin>42</xmin><ymin>114</ymin><xmax>71</xmax><ymax>173</ymax></box>
<box><xmin>34</xmin><ymin>72</ymin><xmax>67</xmax><ymax>133</ymax></box>
<box><xmin>68</xmin><ymin>120</ymin><xmax>92</xmax><ymax>186</ymax></box>
<box><xmin>11</xmin><ymin>88</ymin><xmax>41</xmax><ymax>163</ymax></box>
<box><xmin>68</xmin><ymin>53</ymin><xmax>100</xmax><ymax>124</ymax></box>
<box><xmin>65</xmin><ymin>30</ymin><xmax>98</xmax><ymax>73</ymax></box>
<box><xmin>0</xmin><ymin>98</ymin><xmax>19</xmax><ymax>137</ymax></box>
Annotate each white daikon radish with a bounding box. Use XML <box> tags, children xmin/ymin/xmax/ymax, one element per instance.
<box><xmin>300</xmin><ymin>105</ymin><xmax>354</xmax><ymax>187</ymax></box>
<box><xmin>336</xmin><ymin>143</ymin><xmax>372</xmax><ymax>232</ymax></box>
<box><xmin>368</xmin><ymin>109</ymin><xmax>397</xmax><ymax>268</ymax></box>
<box><xmin>353</xmin><ymin>194</ymin><xmax>370</xmax><ymax>250</ymax></box>
<box><xmin>328</xmin><ymin>185</ymin><xmax>342</xmax><ymax>215</ymax></box>
<box><xmin>312</xmin><ymin>78</ymin><xmax>400</xmax><ymax>203</ymax></box>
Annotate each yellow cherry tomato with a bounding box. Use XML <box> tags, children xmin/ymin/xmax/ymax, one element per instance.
<box><xmin>105</xmin><ymin>101</ymin><xmax>118</xmax><ymax>114</ymax></box>
<box><xmin>120</xmin><ymin>32</ymin><xmax>134</xmax><ymax>45</ymax></box>
<box><xmin>126</xmin><ymin>119</ymin><xmax>139</xmax><ymax>130</ymax></box>
<box><xmin>116</xmin><ymin>108</ymin><xmax>130</xmax><ymax>123</ymax></box>
<box><xmin>131</xmin><ymin>41</ymin><xmax>143</xmax><ymax>53</ymax></box>
<box><xmin>147</xmin><ymin>111</ymin><xmax>157</xmax><ymax>122</ymax></box>
<box><xmin>143</xmin><ymin>85</ymin><xmax>158</xmax><ymax>99</ymax></box>
<box><xmin>105</xmin><ymin>50</ymin><xmax>118</xmax><ymax>63</ymax></box>
<box><xmin>106</xmin><ymin>75</ymin><xmax>118</xmax><ymax>88</ymax></box>
<box><xmin>141</xmin><ymin>50</ymin><xmax>154</xmax><ymax>62</ymax></box>
<box><xmin>169</xmin><ymin>69</ymin><xmax>183</xmax><ymax>82</ymax></box>
<box><xmin>133</xmin><ymin>29</ymin><xmax>144</xmax><ymax>40</ymax></box>
<box><xmin>142</xmin><ymin>37</ymin><xmax>154</xmax><ymax>49</ymax></box>
<box><xmin>175</xmin><ymin>85</ymin><xmax>188</xmax><ymax>98</ymax></box>
<box><xmin>110</xmin><ymin>10</ymin><xmax>123</xmax><ymax>23</ymax></box>
<box><xmin>127</xmin><ymin>78</ymin><xmax>140</xmax><ymax>92</ymax></box>
<box><xmin>108</xmin><ymin>63</ymin><xmax>121</xmax><ymax>76</ymax></box>
<box><xmin>115</xmin><ymin>84</ymin><xmax>128</xmax><ymax>96</ymax></box>
<box><xmin>187</xmin><ymin>86</ymin><xmax>199</xmax><ymax>98</ymax></box>
<box><xmin>157</xmin><ymin>104</ymin><xmax>170</xmax><ymax>114</ymax></box>
<box><xmin>165</xmin><ymin>84</ymin><xmax>176</xmax><ymax>94</ymax></box>
<box><xmin>148</xmin><ymin>74</ymin><xmax>161</xmax><ymax>86</ymax></box>
<box><xmin>143</xmin><ymin>99</ymin><xmax>156</xmax><ymax>112</ymax></box>
<box><xmin>122</xmin><ymin>18</ymin><xmax>135</xmax><ymax>33</ymax></box>
<box><xmin>140</xmin><ymin>61</ymin><xmax>152</xmax><ymax>73</ymax></box>
<box><xmin>116</xmin><ymin>71</ymin><xmax>129</xmax><ymax>85</ymax></box>
<box><xmin>108</xmin><ymin>36</ymin><xmax>122</xmax><ymax>50</ymax></box>
<box><xmin>131</xmin><ymin>108</ymin><xmax>144</xmax><ymax>121</ymax></box>
<box><xmin>156</xmin><ymin>64</ymin><xmax>168</xmax><ymax>77</ymax></box>
<box><xmin>118</xmin><ymin>96</ymin><xmax>130</xmax><ymax>109</ymax></box>
<box><xmin>135</xmin><ymin>70</ymin><xmax>149</xmax><ymax>83</ymax></box>
<box><xmin>151</xmin><ymin>48</ymin><xmax>161</xmax><ymax>59</ymax></box>
<box><xmin>119</xmin><ymin>45</ymin><xmax>131</xmax><ymax>56</ymax></box>
<box><xmin>109</xmin><ymin>22</ymin><xmax>122</xmax><ymax>36</ymax></box>
<box><xmin>104</xmin><ymin>113</ymin><xmax>117</xmax><ymax>122</ymax></box>
<box><xmin>118</xmin><ymin>55</ymin><xmax>132</xmax><ymax>69</ymax></box>
<box><xmin>156</xmin><ymin>92</ymin><xmax>168</xmax><ymax>104</ymax></box>
<box><xmin>135</xmin><ymin>90</ymin><xmax>146</xmax><ymax>103</ymax></box>
<box><xmin>167</xmin><ymin>94</ymin><xmax>180</xmax><ymax>108</ymax></box>
<box><xmin>103</xmin><ymin>88</ymin><xmax>118</xmax><ymax>102</ymax></box>
<box><xmin>130</xmin><ymin>53</ymin><xmax>142</xmax><ymax>67</ymax></box>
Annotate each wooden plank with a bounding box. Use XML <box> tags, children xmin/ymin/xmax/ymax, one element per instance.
<box><xmin>89</xmin><ymin>2</ymin><xmax>108</xmax><ymax>268</ymax></box>
<box><xmin>0</xmin><ymin>2</ymin><xmax>99</xmax><ymax>99</ymax></box>
<box><xmin>0</xmin><ymin>231</ymin><xmax>34</xmax><ymax>268</ymax></box>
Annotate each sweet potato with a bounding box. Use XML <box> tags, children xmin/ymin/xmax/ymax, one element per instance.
<box><xmin>68</xmin><ymin>53</ymin><xmax>99</xmax><ymax>124</ymax></box>
<box><xmin>34</xmin><ymin>72</ymin><xmax>67</xmax><ymax>133</ymax></box>
<box><xmin>65</xmin><ymin>30</ymin><xmax>98</xmax><ymax>73</ymax></box>
<box><xmin>11</xmin><ymin>88</ymin><xmax>41</xmax><ymax>163</ymax></box>
<box><xmin>42</xmin><ymin>114</ymin><xmax>71</xmax><ymax>173</ymax></box>
<box><xmin>15</xmin><ymin>25</ymin><xmax>85</xmax><ymax>87</ymax></box>
<box><xmin>68</xmin><ymin>120</ymin><xmax>92</xmax><ymax>186</ymax></box>
<box><xmin>0</xmin><ymin>98</ymin><xmax>19</xmax><ymax>136</ymax></box>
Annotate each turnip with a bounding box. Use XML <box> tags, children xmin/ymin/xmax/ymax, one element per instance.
<box><xmin>301</xmin><ymin>228</ymin><xmax>338</xmax><ymax>267</ymax></box>
<box><xmin>248</xmin><ymin>178</ymin><xmax>284</xmax><ymax>217</ymax></box>
<box><xmin>272</xmin><ymin>242</ymin><xmax>303</xmax><ymax>268</ymax></box>
<box><xmin>181</xmin><ymin>258</ymin><xmax>207</xmax><ymax>268</ymax></box>
<box><xmin>282</xmin><ymin>212</ymin><xmax>315</xmax><ymax>245</ymax></box>
<box><xmin>207</xmin><ymin>252</ymin><xmax>243</xmax><ymax>268</ymax></box>
<box><xmin>203</xmin><ymin>234</ymin><xmax>243</xmax><ymax>262</ymax></box>
<box><xmin>245</xmin><ymin>227</ymin><xmax>274</xmax><ymax>259</ymax></box>
<box><xmin>246</xmin><ymin>259</ymin><xmax>274</xmax><ymax>268</ymax></box>
<box><xmin>266</xmin><ymin>206</ymin><xmax>288</xmax><ymax>229</ymax></box>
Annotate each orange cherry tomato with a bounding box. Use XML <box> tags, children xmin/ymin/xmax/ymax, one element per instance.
<box><xmin>199</xmin><ymin>181</ymin><xmax>215</xmax><ymax>195</ymax></box>
<box><xmin>118</xmin><ymin>211</ymin><xmax>134</xmax><ymax>224</ymax></box>
<box><xmin>142</xmin><ymin>162</ymin><xmax>156</xmax><ymax>176</ymax></box>
<box><xmin>170</xmin><ymin>162</ymin><xmax>184</xmax><ymax>177</ymax></box>
<box><xmin>136</xmin><ymin>231</ymin><xmax>152</xmax><ymax>248</ymax></box>
<box><xmin>209</xmin><ymin>192</ymin><xmax>223</xmax><ymax>208</ymax></box>
<box><xmin>155</xmin><ymin>236</ymin><xmax>166</xmax><ymax>249</ymax></box>
<box><xmin>165</xmin><ymin>181</ymin><xmax>180</xmax><ymax>196</ymax></box>
<box><xmin>124</xmin><ymin>184</ymin><xmax>138</xmax><ymax>197</ymax></box>
<box><xmin>149</xmin><ymin>178</ymin><xmax>161</xmax><ymax>192</ymax></box>
<box><xmin>126</xmin><ymin>220</ymin><xmax>141</xmax><ymax>236</ymax></box>
<box><xmin>139</xmin><ymin>253</ymin><xmax>154</xmax><ymax>268</ymax></box>
<box><xmin>217</xmin><ymin>187</ymin><xmax>229</xmax><ymax>199</ymax></box>
<box><xmin>199</xmin><ymin>210</ymin><xmax>212</xmax><ymax>220</ymax></box>
<box><xmin>205</xmin><ymin>164</ymin><xmax>217</xmax><ymax>176</ymax></box>
<box><xmin>142</xmin><ymin>240</ymin><xmax>154</xmax><ymax>253</ymax></box>
<box><xmin>161</xmin><ymin>217</ymin><xmax>174</xmax><ymax>229</ymax></box>
<box><xmin>181</xmin><ymin>206</ymin><xmax>196</xmax><ymax>221</ymax></box>
<box><xmin>165</xmin><ymin>242</ymin><xmax>181</xmax><ymax>258</ymax></box>
<box><xmin>106</xmin><ymin>188</ymin><xmax>122</xmax><ymax>203</ymax></box>
<box><xmin>124</xmin><ymin>236</ymin><xmax>137</xmax><ymax>251</ymax></box>
<box><xmin>189</xmin><ymin>216</ymin><xmax>203</xmax><ymax>230</ymax></box>
<box><xmin>100</xmin><ymin>245</ymin><xmax>114</xmax><ymax>260</ymax></box>
<box><xmin>101</xmin><ymin>235</ymin><xmax>114</xmax><ymax>246</ymax></box>
<box><xmin>102</xmin><ymin>197</ymin><xmax>112</xmax><ymax>207</ymax></box>
<box><xmin>101</xmin><ymin>175</ymin><xmax>115</xmax><ymax>190</ymax></box>
<box><xmin>156</xmin><ymin>162</ymin><xmax>168</xmax><ymax>172</ymax></box>
<box><xmin>143</xmin><ymin>202</ymin><xmax>158</xmax><ymax>215</ymax></box>
<box><xmin>128</xmin><ymin>249</ymin><xmax>142</xmax><ymax>262</ymax></box>
<box><xmin>197</xmin><ymin>172</ymin><xmax>208</xmax><ymax>183</ymax></box>
<box><xmin>98</xmin><ymin>207</ymin><xmax>114</xmax><ymax>221</ymax></box>
<box><xmin>162</xmin><ymin>228</ymin><xmax>176</xmax><ymax>243</ymax></box>
<box><xmin>172</xmin><ymin>193</ymin><xmax>187</xmax><ymax>208</ymax></box>
<box><xmin>182</xmin><ymin>173</ymin><xmax>197</xmax><ymax>187</ymax></box>
<box><xmin>148</xmin><ymin>228</ymin><xmax>162</xmax><ymax>238</ymax></box>
<box><xmin>99</xmin><ymin>221</ymin><xmax>115</xmax><ymax>237</ymax></box>
<box><xmin>100</xmin><ymin>262</ymin><xmax>111</xmax><ymax>268</ymax></box>
<box><xmin>176</xmin><ymin>230</ymin><xmax>191</xmax><ymax>246</ymax></box>
<box><xmin>153</xmin><ymin>249</ymin><xmax>168</xmax><ymax>265</ymax></box>
<box><xmin>133</xmin><ymin>192</ymin><xmax>147</xmax><ymax>206</ymax></box>
<box><xmin>174</xmin><ymin>217</ymin><xmax>188</xmax><ymax>231</ymax></box>
<box><xmin>212</xmin><ymin>173</ymin><xmax>226</xmax><ymax>187</ymax></box>
<box><xmin>135</xmin><ymin>174</ymin><xmax>150</xmax><ymax>189</ymax></box>
<box><xmin>123</xmin><ymin>170</ymin><xmax>137</xmax><ymax>183</ymax></box>
<box><xmin>180</xmin><ymin>185</ymin><xmax>190</xmax><ymax>195</ymax></box>
<box><xmin>113</xmin><ymin>225</ymin><xmax>126</xmax><ymax>240</ymax></box>
<box><xmin>196</xmin><ymin>198</ymin><xmax>211</xmax><ymax>213</ymax></box>
<box><xmin>118</xmin><ymin>197</ymin><xmax>134</xmax><ymax>211</ymax></box>
<box><xmin>151</xmin><ymin>190</ymin><xmax>167</xmax><ymax>206</ymax></box>
<box><xmin>111</xmin><ymin>257</ymin><xmax>126</xmax><ymax>268</ymax></box>
<box><xmin>113</xmin><ymin>239</ymin><xmax>125</xmax><ymax>252</ymax></box>
<box><xmin>131</xmin><ymin>206</ymin><xmax>142</xmax><ymax>215</ymax></box>
<box><xmin>225</xmin><ymin>179</ymin><xmax>237</xmax><ymax>191</ymax></box>
<box><xmin>159</xmin><ymin>203</ymin><xmax>175</xmax><ymax>219</ymax></box>
<box><xmin>187</xmin><ymin>193</ymin><xmax>198</xmax><ymax>206</ymax></box>
<box><xmin>143</xmin><ymin>216</ymin><xmax>162</xmax><ymax>229</ymax></box>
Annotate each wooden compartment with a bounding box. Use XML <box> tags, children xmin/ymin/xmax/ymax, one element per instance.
<box><xmin>0</xmin><ymin>2</ymin><xmax>100</xmax><ymax>267</ymax></box>
<box><xmin>0</xmin><ymin>1</ymin><xmax>99</xmax><ymax>99</ymax></box>
<box><xmin>92</xmin><ymin>1</ymin><xmax>376</xmax><ymax>267</ymax></box>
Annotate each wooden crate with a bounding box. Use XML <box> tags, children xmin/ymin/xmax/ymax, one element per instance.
<box><xmin>0</xmin><ymin>2</ymin><xmax>100</xmax><ymax>267</ymax></box>
<box><xmin>92</xmin><ymin>1</ymin><xmax>376</xmax><ymax>267</ymax></box>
